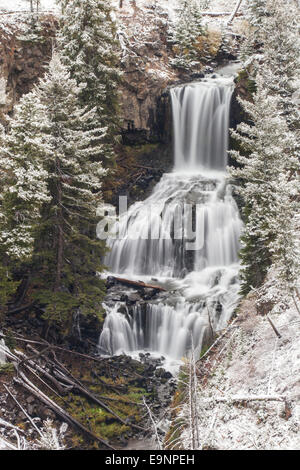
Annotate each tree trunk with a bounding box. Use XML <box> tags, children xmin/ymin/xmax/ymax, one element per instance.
<box><xmin>227</xmin><ymin>0</ymin><xmax>244</xmax><ymax>25</ymax></box>
<box><xmin>55</xmin><ymin>158</ymin><xmax>64</xmax><ymax>292</ymax></box>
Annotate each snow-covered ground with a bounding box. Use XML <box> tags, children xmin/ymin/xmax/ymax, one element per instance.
<box><xmin>178</xmin><ymin>296</ymin><xmax>300</xmax><ymax>450</ymax></box>
<box><xmin>0</xmin><ymin>0</ymin><xmax>58</xmax><ymax>11</ymax></box>
<box><xmin>0</xmin><ymin>0</ymin><xmax>243</xmax><ymax>15</ymax></box>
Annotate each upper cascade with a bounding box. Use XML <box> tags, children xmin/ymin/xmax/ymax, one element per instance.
<box><xmin>170</xmin><ymin>77</ymin><xmax>233</xmax><ymax>171</ymax></box>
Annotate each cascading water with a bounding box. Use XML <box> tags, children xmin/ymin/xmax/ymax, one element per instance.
<box><xmin>171</xmin><ymin>79</ymin><xmax>233</xmax><ymax>171</ymax></box>
<box><xmin>99</xmin><ymin>76</ymin><xmax>242</xmax><ymax>362</ymax></box>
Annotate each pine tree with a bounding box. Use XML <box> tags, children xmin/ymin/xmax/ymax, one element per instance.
<box><xmin>169</xmin><ymin>0</ymin><xmax>207</xmax><ymax>70</ymax></box>
<box><xmin>0</xmin><ymin>94</ymin><xmax>50</xmax><ymax>261</ymax></box>
<box><xmin>0</xmin><ymin>97</ymin><xmax>49</xmax><ymax>314</ymax></box>
<box><xmin>239</xmin><ymin>0</ymin><xmax>267</xmax><ymax>63</ymax></box>
<box><xmin>259</xmin><ymin>0</ymin><xmax>300</xmax><ymax>128</ymax></box>
<box><xmin>268</xmin><ymin>182</ymin><xmax>300</xmax><ymax>308</ymax></box>
<box><xmin>57</xmin><ymin>0</ymin><xmax>121</xmax><ymax>163</ymax></box>
<box><xmin>27</xmin><ymin>54</ymin><xmax>108</xmax><ymax>331</ymax></box>
<box><xmin>230</xmin><ymin>74</ymin><xmax>299</xmax><ymax>295</ymax></box>
<box><xmin>231</xmin><ymin>0</ymin><xmax>300</xmax><ymax>299</ymax></box>
<box><xmin>241</xmin><ymin>0</ymin><xmax>299</xmax><ymax>123</ymax></box>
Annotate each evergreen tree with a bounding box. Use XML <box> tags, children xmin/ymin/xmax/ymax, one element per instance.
<box><xmin>57</xmin><ymin>0</ymin><xmax>121</xmax><ymax>163</ymax></box>
<box><xmin>0</xmin><ymin>94</ymin><xmax>50</xmax><ymax>261</ymax></box>
<box><xmin>29</xmin><ymin>54</ymin><xmax>107</xmax><ymax>331</ymax></box>
<box><xmin>169</xmin><ymin>0</ymin><xmax>207</xmax><ymax>70</ymax></box>
<box><xmin>0</xmin><ymin>97</ymin><xmax>49</xmax><ymax>314</ymax></box>
<box><xmin>239</xmin><ymin>0</ymin><xmax>267</xmax><ymax>62</ymax></box>
<box><xmin>268</xmin><ymin>182</ymin><xmax>300</xmax><ymax>307</ymax></box>
<box><xmin>241</xmin><ymin>0</ymin><xmax>299</xmax><ymax>122</ymax></box>
<box><xmin>230</xmin><ymin>74</ymin><xmax>299</xmax><ymax>295</ymax></box>
<box><xmin>259</xmin><ymin>0</ymin><xmax>300</xmax><ymax>127</ymax></box>
<box><xmin>231</xmin><ymin>0</ymin><xmax>300</xmax><ymax>303</ymax></box>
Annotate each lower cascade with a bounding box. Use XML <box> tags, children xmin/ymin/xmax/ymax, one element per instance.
<box><xmin>99</xmin><ymin>76</ymin><xmax>242</xmax><ymax>362</ymax></box>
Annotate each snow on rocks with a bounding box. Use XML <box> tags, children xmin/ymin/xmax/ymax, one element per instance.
<box><xmin>178</xmin><ymin>294</ymin><xmax>300</xmax><ymax>450</ymax></box>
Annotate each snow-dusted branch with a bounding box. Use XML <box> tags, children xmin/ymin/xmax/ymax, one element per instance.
<box><xmin>142</xmin><ymin>397</ymin><xmax>162</xmax><ymax>450</ymax></box>
<box><xmin>227</xmin><ymin>0</ymin><xmax>244</xmax><ymax>25</ymax></box>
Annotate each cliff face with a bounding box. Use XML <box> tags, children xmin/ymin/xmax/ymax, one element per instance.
<box><xmin>117</xmin><ymin>5</ymin><xmax>179</xmax><ymax>146</ymax></box>
<box><xmin>0</xmin><ymin>15</ymin><xmax>57</xmax><ymax>123</ymax></box>
<box><xmin>0</xmin><ymin>9</ymin><xmax>177</xmax><ymax>143</ymax></box>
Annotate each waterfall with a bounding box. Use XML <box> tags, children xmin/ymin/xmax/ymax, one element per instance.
<box><xmin>99</xmin><ymin>77</ymin><xmax>242</xmax><ymax>362</ymax></box>
<box><xmin>170</xmin><ymin>78</ymin><xmax>233</xmax><ymax>171</ymax></box>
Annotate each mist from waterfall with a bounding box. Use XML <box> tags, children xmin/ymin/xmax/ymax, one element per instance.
<box><xmin>99</xmin><ymin>76</ymin><xmax>242</xmax><ymax>363</ymax></box>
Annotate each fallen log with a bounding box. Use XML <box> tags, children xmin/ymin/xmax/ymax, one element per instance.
<box><xmin>14</xmin><ymin>373</ymin><xmax>115</xmax><ymax>450</ymax></box>
<box><xmin>6</xmin><ymin>301</ymin><xmax>36</xmax><ymax>316</ymax></box>
<box><xmin>200</xmin><ymin>11</ymin><xmax>244</xmax><ymax>17</ymax></box>
<box><xmin>23</xmin><ymin>346</ymin><xmax>146</xmax><ymax>432</ymax></box>
<box><xmin>204</xmin><ymin>395</ymin><xmax>286</xmax><ymax>403</ymax></box>
<box><xmin>52</xmin><ymin>368</ymin><xmax>146</xmax><ymax>432</ymax></box>
<box><xmin>108</xmin><ymin>276</ymin><xmax>166</xmax><ymax>292</ymax></box>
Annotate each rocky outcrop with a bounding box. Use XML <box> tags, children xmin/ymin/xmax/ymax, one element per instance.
<box><xmin>117</xmin><ymin>5</ymin><xmax>181</xmax><ymax>145</ymax></box>
<box><xmin>0</xmin><ymin>15</ymin><xmax>57</xmax><ymax>123</ymax></box>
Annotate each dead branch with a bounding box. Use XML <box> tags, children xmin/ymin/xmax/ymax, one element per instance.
<box><xmin>0</xmin><ymin>417</ymin><xmax>25</xmax><ymax>434</ymax></box>
<box><xmin>227</xmin><ymin>0</ymin><xmax>244</xmax><ymax>25</ymax></box>
<box><xmin>14</xmin><ymin>373</ymin><xmax>115</xmax><ymax>450</ymax></box>
<box><xmin>142</xmin><ymin>396</ymin><xmax>162</xmax><ymax>450</ymax></box>
<box><xmin>266</xmin><ymin>315</ymin><xmax>282</xmax><ymax>339</ymax></box>
<box><xmin>18</xmin><ymin>346</ymin><xmax>145</xmax><ymax>432</ymax></box>
<box><xmin>197</xmin><ymin>317</ymin><xmax>239</xmax><ymax>363</ymax></box>
<box><xmin>6</xmin><ymin>301</ymin><xmax>36</xmax><ymax>316</ymax></box>
<box><xmin>3</xmin><ymin>383</ymin><xmax>43</xmax><ymax>438</ymax></box>
<box><xmin>51</xmin><ymin>368</ymin><xmax>146</xmax><ymax>432</ymax></box>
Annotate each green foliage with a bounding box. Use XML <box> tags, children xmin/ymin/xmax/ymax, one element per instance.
<box><xmin>0</xmin><ymin>2</ymin><xmax>122</xmax><ymax>332</ymax></box>
<box><xmin>0</xmin><ymin>362</ymin><xmax>14</xmax><ymax>375</ymax></box>
<box><xmin>26</xmin><ymin>55</ymin><xmax>108</xmax><ymax>331</ymax></box>
<box><xmin>236</xmin><ymin>69</ymin><xmax>257</xmax><ymax>95</ymax></box>
<box><xmin>0</xmin><ymin>266</ymin><xmax>19</xmax><ymax>319</ymax></box>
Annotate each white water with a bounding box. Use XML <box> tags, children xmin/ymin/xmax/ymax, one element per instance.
<box><xmin>171</xmin><ymin>78</ymin><xmax>233</xmax><ymax>171</ymax></box>
<box><xmin>99</xmin><ymin>77</ymin><xmax>242</xmax><ymax>362</ymax></box>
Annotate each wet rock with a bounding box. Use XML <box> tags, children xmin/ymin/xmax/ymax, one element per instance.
<box><xmin>142</xmin><ymin>288</ymin><xmax>157</xmax><ymax>300</ymax></box>
<box><xmin>26</xmin><ymin>396</ymin><xmax>35</xmax><ymax>404</ymax></box>
<box><xmin>155</xmin><ymin>368</ymin><xmax>172</xmax><ymax>379</ymax></box>
<box><xmin>27</xmin><ymin>404</ymin><xmax>35</xmax><ymax>415</ymax></box>
<box><xmin>190</xmin><ymin>72</ymin><xmax>205</xmax><ymax>79</ymax></box>
<box><xmin>126</xmin><ymin>293</ymin><xmax>142</xmax><ymax>304</ymax></box>
<box><xmin>204</xmin><ymin>66</ymin><xmax>214</xmax><ymax>74</ymax></box>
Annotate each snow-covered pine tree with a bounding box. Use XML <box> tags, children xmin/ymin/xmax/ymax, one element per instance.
<box><xmin>57</xmin><ymin>0</ymin><xmax>121</xmax><ymax>163</ymax></box>
<box><xmin>241</xmin><ymin>0</ymin><xmax>299</xmax><ymax>124</ymax></box>
<box><xmin>169</xmin><ymin>0</ymin><xmax>207</xmax><ymax>70</ymax></box>
<box><xmin>239</xmin><ymin>0</ymin><xmax>266</xmax><ymax>63</ymax></box>
<box><xmin>0</xmin><ymin>96</ymin><xmax>49</xmax><ymax>314</ymax></box>
<box><xmin>28</xmin><ymin>54</ymin><xmax>108</xmax><ymax>330</ymax></box>
<box><xmin>267</xmin><ymin>181</ymin><xmax>300</xmax><ymax>311</ymax></box>
<box><xmin>232</xmin><ymin>0</ymin><xmax>300</xmax><ymax>297</ymax></box>
<box><xmin>0</xmin><ymin>93</ymin><xmax>50</xmax><ymax>262</ymax></box>
<box><xmin>260</xmin><ymin>0</ymin><xmax>300</xmax><ymax>128</ymax></box>
<box><xmin>230</xmin><ymin>74</ymin><xmax>299</xmax><ymax>295</ymax></box>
